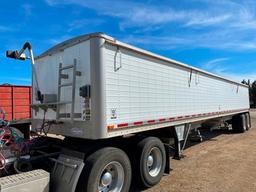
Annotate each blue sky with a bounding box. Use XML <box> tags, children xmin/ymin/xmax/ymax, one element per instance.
<box><xmin>0</xmin><ymin>0</ymin><xmax>256</xmax><ymax>85</ymax></box>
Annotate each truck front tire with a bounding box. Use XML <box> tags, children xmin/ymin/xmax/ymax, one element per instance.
<box><xmin>135</xmin><ymin>137</ymin><xmax>166</xmax><ymax>188</ymax></box>
<box><xmin>76</xmin><ymin>147</ymin><xmax>132</xmax><ymax>192</ymax></box>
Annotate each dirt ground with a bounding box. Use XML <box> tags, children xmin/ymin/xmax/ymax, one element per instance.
<box><xmin>142</xmin><ymin>110</ymin><xmax>256</xmax><ymax>192</ymax></box>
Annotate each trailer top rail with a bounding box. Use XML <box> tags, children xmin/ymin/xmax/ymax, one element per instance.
<box><xmin>36</xmin><ymin>32</ymin><xmax>247</xmax><ymax>88</ymax></box>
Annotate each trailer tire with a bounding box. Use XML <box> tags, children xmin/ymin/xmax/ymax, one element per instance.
<box><xmin>232</xmin><ymin>114</ymin><xmax>247</xmax><ymax>133</ymax></box>
<box><xmin>245</xmin><ymin>113</ymin><xmax>251</xmax><ymax>130</ymax></box>
<box><xmin>135</xmin><ymin>137</ymin><xmax>166</xmax><ymax>188</ymax></box>
<box><xmin>76</xmin><ymin>147</ymin><xmax>131</xmax><ymax>192</ymax></box>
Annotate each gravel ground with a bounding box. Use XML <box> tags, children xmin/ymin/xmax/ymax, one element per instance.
<box><xmin>140</xmin><ymin>110</ymin><xmax>256</xmax><ymax>192</ymax></box>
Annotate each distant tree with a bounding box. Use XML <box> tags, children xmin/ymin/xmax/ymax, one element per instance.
<box><xmin>242</xmin><ymin>79</ymin><xmax>256</xmax><ymax>108</ymax></box>
<box><xmin>241</xmin><ymin>79</ymin><xmax>249</xmax><ymax>85</ymax></box>
<box><xmin>251</xmin><ymin>81</ymin><xmax>256</xmax><ymax>108</ymax></box>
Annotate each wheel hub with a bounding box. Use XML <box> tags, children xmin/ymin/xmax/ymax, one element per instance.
<box><xmin>147</xmin><ymin>155</ymin><xmax>154</xmax><ymax>167</ymax></box>
<box><xmin>147</xmin><ymin>147</ymin><xmax>162</xmax><ymax>177</ymax></box>
<box><xmin>98</xmin><ymin>161</ymin><xmax>125</xmax><ymax>192</ymax></box>
<box><xmin>101</xmin><ymin>172</ymin><xmax>112</xmax><ymax>187</ymax></box>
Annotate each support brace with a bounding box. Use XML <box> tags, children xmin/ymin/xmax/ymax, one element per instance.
<box><xmin>173</xmin><ymin>124</ymin><xmax>191</xmax><ymax>160</ymax></box>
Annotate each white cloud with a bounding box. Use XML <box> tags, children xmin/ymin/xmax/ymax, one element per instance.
<box><xmin>44</xmin><ymin>0</ymin><xmax>59</xmax><ymax>6</ymax></box>
<box><xmin>41</xmin><ymin>0</ymin><xmax>256</xmax><ymax>82</ymax></box>
<box><xmin>68</xmin><ymin>18</ymin><xmax>104</xmax><ymax>32</ymax></box>
<box><xmin>48</xmin><ymin>35</ymin><xmax>72</xmax><ymax>45</ymax></box>
<box><xmin>200</xmin><ymin>57</ymin><xmax>256</xmax><ymax>82</ymax></box>
<box><xmin>121</xmin><ymin>32</ymin><xmax>256</xmax><ymax>52</ymax></box>
<box><xmin>43</xmin><ymin>0</ymin><xmax>256</xmax><ymax>30</ymax></box>
<box><xmin>200</xmin><ymin>58</ymin><xmax>230</xmax><ymax>79</ymax></box>
<box><xmin>121</xmin><ymin>35</ymin><xmax>193</xmax><ymax>49</ymax></box>
<box><xmin>22</xmin><ymin>4</ymin><xmax>33</xmax><ymax>17</ymax></box>
<box><xmin>0</xmin><ymin>25</ymin><xmax>12</xmax><ymax>32</ymax></box>
<box><xmin>44</xmin><ymin>0</ymin><xmax>256</xmax><ymax>54</ymax></box>
<box><xmin>0</xmin><ymin>77</ymin><xmax>31</xmax><ymax>85</ymax></box>
<box><xmin>217</xmin><ymin>71</ymin><xmax>256</xmax><ymax>82</ymax></box>
<box><xmin>201</xmin><ymin>58</ymin><xmax>230</xmax><ymax>70</ymax></box>
<box><xmin>45</xmin><ymin>0</ymin><xmax>234</xmax><ymax>29</ymax></box>
<box><xmin>184</xmin><ymin>14</ymin><xmax>231</xmax><ymax>27</ymax></box>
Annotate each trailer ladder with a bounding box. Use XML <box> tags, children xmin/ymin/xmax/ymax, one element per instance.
<box><xmin>56</xmin><ymin>59</ymin><xmax>81</xmax><ymax>122</ymax></box>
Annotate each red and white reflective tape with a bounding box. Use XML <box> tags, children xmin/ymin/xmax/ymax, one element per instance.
<box><xmin>107</xmin><ymin>108</ymin><xmax>249</xmax><ymax>130</ymax></box>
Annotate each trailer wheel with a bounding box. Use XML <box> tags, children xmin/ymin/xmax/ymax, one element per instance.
<box><xmin>135</xmin><ymin>137</ymin><xmax>166</xmax><ymax>188</ymax></box>
<box><xmin>232</xmin><ymin>114</ymin><xmax>247</xmax><ymax>133</ymax></box>
<box><xmin>245</xmin><ymin>113</ymin><xmax>251</xmax><ymax>130</ymax></box>
<box><xmin>76</xmin><ymin>147</ymin><xmax>131</xmax><ymax>192</ymax></box>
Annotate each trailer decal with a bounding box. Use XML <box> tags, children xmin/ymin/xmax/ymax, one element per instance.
<box><xmin>117</xmin><ymin>123</ymin><xmax>129</xmax><ymax>128</ymax></box>
<box><xmin>108</xmin><ymin>108</ymin><xmax>249</xmax><ymax>130</ymax></box>
<box><xmin>133</xmin><ymin>121</ymin><xmax>143</xmax><ymax>125</ymax></box>
<box><xmin>111</xmin><ymin>108</ymin><xmax>117</xmax><ymax>119</ymax></box>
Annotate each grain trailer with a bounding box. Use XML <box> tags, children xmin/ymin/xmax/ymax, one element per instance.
<box><xmin>3</xmin><ymin>33</ymin><xmax>250</xmax><ymax>192</ymax></box>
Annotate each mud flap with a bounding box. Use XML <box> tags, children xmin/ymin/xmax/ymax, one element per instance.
<box><xmin>51</xmin><ymin>149</ymin><xmax>84</xmax><ymax>192</ymax></box>
<box><xmin>164</xmin><ymin>144</ymin><xmax>171</xmax><ymax>174</ymax></box>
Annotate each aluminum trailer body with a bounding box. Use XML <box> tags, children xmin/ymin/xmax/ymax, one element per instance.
<box><xmin>32</xmin><ymin>32</ymin><xmax>249</xmax><ymax>139</ymax></box>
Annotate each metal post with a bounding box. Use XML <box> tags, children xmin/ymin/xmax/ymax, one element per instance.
<box><xmin>173</xmin><ymin>128</ymin><xmax>181</xmax><ymax>160</ymax></box>
<box><xmin>71</xmin><ymin>59</ymin><xmax>77</xmax><ymax>122</ymax></box>
<box><xmin>181</xmin><ymin>124</ymin><xmax>191</xmax><ymax>151</ymax></box>
<box><xmin>57</xmin><ymin>63</ymin><xmax>62</xmax><ymax>119</ymax></box>
<box><xmin>173</xmin><ymin>123</ymin><xmax>191</xmax><ymax>160</ymax></box>
<box><xmin>28</xmin><ymin>48</ymin><xmax>41</xmax><ymax>101</ymax></box>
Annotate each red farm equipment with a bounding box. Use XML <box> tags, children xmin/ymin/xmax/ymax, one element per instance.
<box><xmin>0</xmin><ymin>84</ymin><xmax>31</xmax><ymax>138</ymax></box>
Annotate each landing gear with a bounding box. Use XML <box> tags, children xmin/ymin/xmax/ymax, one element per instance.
<box><xmin>173</xmin><ymin>124</ymin><xmax>191</xmax><ymax>160</ymax></box>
